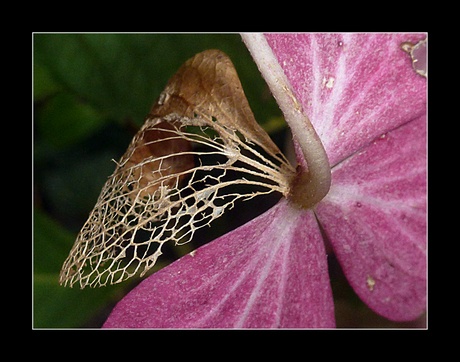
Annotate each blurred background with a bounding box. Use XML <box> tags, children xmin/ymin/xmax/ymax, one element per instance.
<box><xmin>33</xmin><ymin>33</ymin><xmax>425</xmax><ymax>328</ymax></box>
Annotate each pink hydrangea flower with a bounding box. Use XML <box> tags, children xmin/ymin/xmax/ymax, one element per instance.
<box><xmin>103</xmin><ymin>33</ymin><xmax>427</xmax><ymax>328</ymax></box>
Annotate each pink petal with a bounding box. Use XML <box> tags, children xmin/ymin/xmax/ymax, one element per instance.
<box><xmin>103</xmin><ymin>198</ymin><xmax>335</xmax><ymax>328</ymax></box>
<box><xmin>265</xmin><ymin>33</ymin><xmax>427</xmax><ymax>166</ymax></box>
<box><xmin>315</xmin><ymin>114</ymin><xmax>427</xmax><ymax>321</ymax></box>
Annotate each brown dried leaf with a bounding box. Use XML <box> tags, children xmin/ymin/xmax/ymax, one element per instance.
<box><xmin>121</xmin><ymin>121</ymin><xmax>194</xmax><ymax>200</ymax></box>
<box><xmin>151</xmin><ymin>49</ymin><xmax>281</xmax><ymax>155</ymax></box>
<box><xmin>59</xmin><ymin>50</ymin><xmax>295</xmax><ymax>288</ymax></box>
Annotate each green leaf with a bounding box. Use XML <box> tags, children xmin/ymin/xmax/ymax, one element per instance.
<box><xmin>33</xmin><ymin>208</ymin><xmax>74</xmax><ymax>274</ymax></box>
<box><xmin>35</xmin><ymin>93</ymin><xmax>105</xmax><ymax>148</ymax></box>
<box><xmin>33</xmin><ymin>61</ymin><xmax>61</xmax><ymax>101</ymax></box>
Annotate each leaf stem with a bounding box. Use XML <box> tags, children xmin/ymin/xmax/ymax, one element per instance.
<box><xmin>241</xmin><ymin>33</ymin><xmax>331</xmax><ymax>209</ymax></box>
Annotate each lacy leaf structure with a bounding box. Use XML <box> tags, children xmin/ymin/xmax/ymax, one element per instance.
<box><xmin>59</xmin><ymin>50</ymin><xmax>296</xmax><ymax>288</ymax></box>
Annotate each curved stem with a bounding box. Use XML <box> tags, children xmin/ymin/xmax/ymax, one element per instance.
<box><xmin>241</xmin><ymin>33</ymin><xmax>331</xmax><ymax>209</ymax></box>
